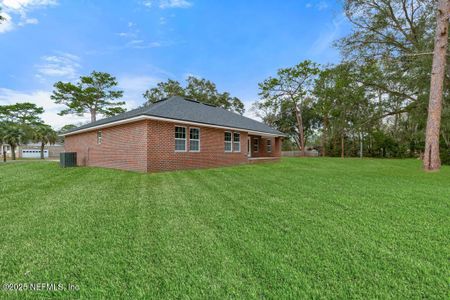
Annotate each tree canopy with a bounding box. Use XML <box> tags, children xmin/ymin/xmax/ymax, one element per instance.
<box><xmin>51</xmin><ymin>71</ymin><xmax>125</xmax><ymax>123</ymax></box>
<box><xmin>143</xmin><ymin>76</ymin><xmax>245</xmax><ymax>115</ymax></box>
<box><xmin>256</xmin><ymin>60</ymin><xmax>320</xmax><ymax>154</ymax></box>
<box><xmin>33</xmin><ymin>123</ymin><xmax>58</xmax><ymax>159</ymax></box>
<box><xmin>252</xmin><ymin>0</ymin><xmax>449</xmax><ymax>166</ymax></box>
<box><xmin>0</xmin><ymin>102</ymin><xmax>44</xmax><ymax>125</ymax></box>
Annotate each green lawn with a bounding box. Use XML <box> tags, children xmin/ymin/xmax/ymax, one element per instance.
<box><xmin>0</xmin><ymin>158</ymin><xmax>448</xmax><ymax>299</ymax></box>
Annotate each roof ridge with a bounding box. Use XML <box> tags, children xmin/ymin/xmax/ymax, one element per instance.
<box><xmin>63</xmin><ymin>95</ymin><xmax>284</xmax><ymax>136</ymax></box>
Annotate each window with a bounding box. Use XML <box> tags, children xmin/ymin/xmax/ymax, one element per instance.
<box><xmin>224</xmin><ymin>131</ymin><xmax>232</xmax><ymax>152</ymax></box>
<box><xmin>267</xmin><ymin>139</ymin><xmax>272</xmax><ymax>153</ymax></box>
<box><xmin>253</xmin><ymin>138</ymin><xmax>259</xmax><ymax>152</ymax></box>
<box><xmin>175</xmin><ymin>126</ymin><xmax>186</xmax><ymax>151</ymax></box>
<box><xmin>189</xmin><ymin>128</ymin><xmax>200</xmax><ymax>152</ymax></box>
<box><xmin>97</xmin><ymin>131</ymin><xmax>102</xmax><ymax>144</ymax></box>
<box><xmin>233</xmin><ymin>132</ymin><xmax>240</xmax><ymax>152</ymax></box>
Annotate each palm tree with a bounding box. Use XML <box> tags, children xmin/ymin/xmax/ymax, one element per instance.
<box><xmin>33</xmin><ymin>124</ymin><xmax>58</xmax><ymax>159</ymax></box>
<box><xmin>1</xmin><ymin>124</ymin><xmax>26</xmax><ymax>160</ymax></box>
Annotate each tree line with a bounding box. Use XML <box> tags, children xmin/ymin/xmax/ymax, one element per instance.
<box><xmin>253</xmin><ymin>0</ymin><xmax>449</xmax><ymax>171</ymax></box>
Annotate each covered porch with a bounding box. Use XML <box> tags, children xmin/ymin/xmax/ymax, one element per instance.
<box><xmin>246</xmin><ymin>134</ymin><xmax>282</xmax><ymax>162</ymax></box>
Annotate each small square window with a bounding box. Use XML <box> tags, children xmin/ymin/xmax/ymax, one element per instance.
<box><xmin>267</xmin><ymin>139</ymin><xmax>272</xmax><ymax>153</ymax></box>
<box><xmin>97</xmin><ymin>131</ymin><xmax>102</xmax><ymax>144</ymax></box>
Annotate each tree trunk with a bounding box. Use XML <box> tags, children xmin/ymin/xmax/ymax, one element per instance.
<box><xmin>359</xmin><ymin>131</ymin><xmax>363</xmax><ymax>158</ymax></box>
<box><xmin>90</xmin><ymin>108</ymin><xmax>97</xmax><ymax>123</ymax></box>
<box><xmin>3</xmin><ymin>147</ymin><xmax>6</xmax><ymax>162</ymax></box>
<box><xmin>294</xmin><ymin>104</ymin><xmax>305</xmax><ymax>156</ymax></box>
<box><xmin>341</xmin><ymin>134</ymin><xmax>345</xmax><ymax>158</ymax></box>
<box><xmin>423</xmin><ymin>0</ymin><xmax>450</xmax><ymax>172</ymax></box>
<box><xmin>11</xmin><ymin>145</ymin><xmax>16</xmax><ymax>160</ymax></box>
<box><xmin>40</xmin><ymin>142</ymin><xmax>45</xmax><ymax>159</ymax></box>
<box><xmin>322</xmin><ymin>116</ymin><xmax>328</xmax><ymax>157</ymax></box>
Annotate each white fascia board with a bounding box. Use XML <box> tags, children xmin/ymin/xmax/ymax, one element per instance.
<box><xmin>61</xmin><ymin>115</ymin><xmax>286</xmax><ymax>138</ymax></box>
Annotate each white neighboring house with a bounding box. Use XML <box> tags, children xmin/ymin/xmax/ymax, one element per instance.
<box><xmin>1</xmin><ymin>143</ymin><xmax>64</xmax><ymax>159</ymax></box>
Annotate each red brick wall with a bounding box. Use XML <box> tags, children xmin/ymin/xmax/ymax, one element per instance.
<box><xmin>64</xmin><ymin>119</ymin><xmax>281</xmax><ymax>172</ymax></box>
<box><xmin>64</xmin><ymin>121</ymin><xmax>149</xmax><ymax>172</ymax></box>
<box><xmin>249</xmin><ymin>136</ymin><xmax>281</xmax><ymax>158</ymax></box>
<box><xmin>147</xmin><ymin>120</ymin><xmax>249</xmax><ymax>172</ymax></box>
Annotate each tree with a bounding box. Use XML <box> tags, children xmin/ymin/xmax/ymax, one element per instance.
<box><xmin>423</xmin><ymin>0</ymin><xmax>450</xmax><ymax>171</ymax></box>
<box><xmin>337</xmin><ymin>0</ymin><xmax>450</xmax><ymax>165</ymax></box>
<box><xmin>143</xmin><ymin>79</ymin><xmax>186</xmax><ymax>101</ymax></box>
<box><xmin>0</xmin><ymin>103</ymin><xmax>44</xmax><ymax>124</ymax></box>
<box><xmin>257</xmin><ymin>60</ymin><xmax>320</xmax><ymax>155</ymax></box>
<box><xmin>313</xmin><ymin>64</ymin><xmax>370</xmax><ymax>158</ymax></box>
<box><xmin>1</xmin><ymin>124</ymin><xmax>26</xmax><ymax>160</ymax></box>
<box><xmin>33</xmin><ymin>124</ymin><xmax>58</xmax><ymax>159</ymax></box>
<box><xmin>51</xmin><ymin>71</ymin><xmax>125</xmax><ymax>123</ymax></box>
<box><xmin>143</xmin><ymin>76</ymin><xmax>245</xmax><ymax>114</ymax></box>
<box><xmin>0</xmin><ymin>103</ymin><xmax>44</xmax><ymax>156</ymax></box>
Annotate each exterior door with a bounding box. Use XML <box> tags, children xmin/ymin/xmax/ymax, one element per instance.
<box><xmin>247</xmin><ymin>137</ymin><xmax>251</xmax><ymax>157</ymax></box>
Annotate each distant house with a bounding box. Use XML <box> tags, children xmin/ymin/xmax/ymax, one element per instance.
<box><xmin>62</xmin><ymin>96</ymin><xmax>285</xmax><ymax>172</ymax></box>
<box><xmin>1</xmin><ymin>143</ymin><xmax>64</xmax><ymax>159</ymax></box>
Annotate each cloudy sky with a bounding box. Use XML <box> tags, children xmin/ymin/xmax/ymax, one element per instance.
<box><xmin>0</xmin><ymin>0</ymin><xmax>351</xmax><ymax>129</ymax></box>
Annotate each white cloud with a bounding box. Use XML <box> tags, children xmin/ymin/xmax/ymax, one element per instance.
<box><xmin>305</xmin><ymin>1</ymin><xmax>329</xmax><ymax>11</ymax></box>
<box><xmin>310</xmin><ymin>13</ymin><xmax>346</xmax><ymax>56</ymax></box>
<box><xmin>0</xmin><ymin>88</ymin><xmax>90</xmax><ymax>129</ymax></box>
<box><xmin>35</xmin><ymin>53</ymin><xmax>81</xmax><ymax>79</ymax></box>
<box><xmin>0</xmin><ymin>0</ymin><xmax>57</xmax><ymax>33</ymax></box>
<box><xmin>316</xmin><ymin>1</ymin><xmax>329</xmax><ymax>10</ymax></box>
<box><xmin>159</xmin><ymin>0</ymin><xmax>191</xmax><ymax>9</ymax></box>
<box><xmin>118</xmin><ymin>75</ymin><xmax>162</xmax><ymax>108</ymax></box>
<box><xmin>2</xmin><ymin>0</ymin><xmax>56</xmax><ymax>10</ymax></box>
<box><xmin>142</xmin><ymin>0</ymin><xmax>152</xmax><ymax>8</ymax></box>
<box><xmin>0</xmin><ymin>12</ymin><xmax>14</xmax><ymax>33</ymax></box>
<box><xmin>18</xmin><ymin>17</ymin><xmax>38</xmax><ymax>25</ymax></box>
<box><xmin>141</xmin><ymin>0</ymin><xmax>191</xmax><ymax>9</ymax></box>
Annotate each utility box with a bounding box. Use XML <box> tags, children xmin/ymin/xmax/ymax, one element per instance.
<box><xmin>60</xmin><ymin>152</ymin><xmax>77</xmax><ymax>168</ymax></box>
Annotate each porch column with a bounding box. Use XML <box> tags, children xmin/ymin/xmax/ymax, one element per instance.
<box><xmin>274</xmin><ymin>137</ymin><xmax>282</xmax><ymax>157</ymax></box>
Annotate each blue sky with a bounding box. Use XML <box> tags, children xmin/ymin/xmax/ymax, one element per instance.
<box><xmin>0</xmin><ymin>0</ymin><xmax>351</xmax><ymax>128</ymax></box>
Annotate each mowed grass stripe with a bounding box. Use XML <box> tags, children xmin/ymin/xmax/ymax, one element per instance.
<box><xmin>0</xmin><ymin>158</ymin><xmax>448</xmax><ymax>299</ymax></box>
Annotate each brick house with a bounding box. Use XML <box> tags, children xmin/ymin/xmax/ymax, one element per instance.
<box><xmin>62</xmin><ymin>96</ymin><xmax>285</xmax><ymax>172</ymax></box>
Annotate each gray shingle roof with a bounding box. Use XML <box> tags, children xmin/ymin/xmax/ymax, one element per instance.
<box><xmin>64</xmin><ymin>96</ymin><xmax>284</xmax><ymax>136</ymax></box>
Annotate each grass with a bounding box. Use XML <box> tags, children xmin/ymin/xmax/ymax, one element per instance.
<box><xmin>0</xmin><ymin>158</ymin><xmax>448</xmax><ymax>299</ymax></box>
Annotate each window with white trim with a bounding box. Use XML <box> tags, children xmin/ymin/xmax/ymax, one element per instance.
<box><xmin>233</xmin><ymin>132</ymin><xmax>240</xmax><ymax>152</ymax></box>
<box><xmin>175</xmin><ymin>126</ymin><xmax>186</xmax><ymax>151</ymax></box>
<box><xmin>224</xmin><ymin>131</ymin><xmax>232</xmax><ymax>152</ymax></box>
<box><xmin>253</xmin><ymin>138</ymin><xmax>259</xmax><ymax>152</ymax></box>
<box><xmin>189</xmin><ymin>128</ymin><xmax>200</xmax><ymax>152</ymax></box>
<box><xmin>267</xmin><ymin>139</ymin><xmax>272</xmax><ymax>153</ymax></box>
<box><xmin>97</xmin><ymin>130</ymin><xmax>102</xmax><ymax>144</ymax></box>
